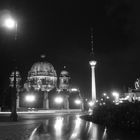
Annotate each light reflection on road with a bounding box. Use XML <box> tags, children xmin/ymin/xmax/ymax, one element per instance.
<box><xmin>29</xmin><ymin>114</ymin><xmax>105</xmax><ymax>140</ymax></box>
<box><xmin>54</xmin><ymin>116</ymin><xmax>63</xmax><ymax>140</ymax></box>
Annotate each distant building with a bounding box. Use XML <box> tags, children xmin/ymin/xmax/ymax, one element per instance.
<box><xmin>122</xmin><ymin>78</ymin><xmax>140</xmax><ymax>102</ymax></box>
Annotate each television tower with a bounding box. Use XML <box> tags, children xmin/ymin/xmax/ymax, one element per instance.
<box><xmin>89</xmin><ymin>28</ymin><xmax>97</xmax><ymax>102</ymax></box>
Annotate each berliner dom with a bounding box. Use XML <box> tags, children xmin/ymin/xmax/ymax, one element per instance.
<box><xmin>11</xmin><ymin>60</ymin><xmax>83</xmax><ymax>110</ymax></box>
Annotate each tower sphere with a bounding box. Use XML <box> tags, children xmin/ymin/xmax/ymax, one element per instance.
<box><xmin>89</xmin><ymin>60</ymin><xmax>97</xmax><ymax>66</ymax></box>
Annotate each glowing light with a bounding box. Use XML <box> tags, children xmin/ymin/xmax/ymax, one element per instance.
<box><xmin>75</xmin><ymin>99</ymin><xmax>81</xmax><ymax>105</ymax></box>
<box><xmin>125</xmin><ymin>96</ymin><xmax>129</xmax><ymax>100</ymax></box>
<box><xmin>88</xmin><ymin>123</ymin><xmax>98</xmax><ymax>140</ymax></box>
<box><xmin>3</xmin><ymin>17</ymin><xmax>16</xmax><ymax>29</ymax></box>
<box><xmin>70</xmin><ymin>117</ymin><xmax>82</xmax><ymax>139</ymax></box>
<box><xmin>112</xmin><ymin>91</ymin><xmax>119</xmax><ymax>98</ymax></box>
<box><xmin>103</xmin><ymin>102</ymin><xmax>106</xmax><ymax>105</ymax></box>
<box><xmin>25</xmin><ymin>94</ymin><xmax>35</xmax><ymax>102</ymax></box>
<box><xmin>71</xmin><ymin>88</ymin><xmax>78</xmax><ymax>92</ymax></box>
<box><xmin>54</xmin><ymin>117</ymin><xmax>63</xmax><ymax>129</ymax></box>
<box><xmin>54</xmin><ymin>117</ymin><xmax>63</xmax><ymax>139</ymax></box>
<box><xmin>99</xmin><ymin>103</ymin><xmax>102</xmax><ymax>106</ymax></box>
<box><xmin>88</xmin><ymin>101</ymin><xmax>94</xmax><ymax>107</ymax></box>
<box><xmin>54</xmin><ymin>96</ymin><xmax>63</xmax><ymax>104</ymax></box>
<box><xmin>102</xmin><ymin>127</ymin><xmax>107</xmax><ymax>140</ymax></box>
<box><xmin>106</xmin><ymin>96</ymin><xmax>110</xmax><ymax>99</ymax></box>
<box><xmin>89</xmin><ymin>60</ymin><xmax>97</xmax><ymax>66</ymax></box>
<box><xmin>103</xmin><ymin>93</ymin><xmax>107</xmax><ymax>96</ymax></box>
<box><xmin>115</xmin><ymin>102</ymin><xmax>119</xmax><ymax>105</ymax></box>
<box><xmin>57</xmin><ymin>89</ymin><xmax>61</xmax><ymax>92</ymax></box>
<box><xmin>112</xmin><ymin>91</ymin><xmax>119</xmax><ymax>102</ymax></box>
<box><xmin>119</xmin><ymin>100</ymin><xmax>123</xmax><ymax>103</ymax></box>
<box><xmin>88</xmin><ymin>108</ymin><xmax>93</xmax><ymax>114</ymax></box>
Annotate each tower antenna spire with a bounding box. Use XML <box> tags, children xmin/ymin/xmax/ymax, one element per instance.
<box><xmin>91</xmin><ymin>27</ymin><xmax>94</xmax><ymax>54</ymax></box>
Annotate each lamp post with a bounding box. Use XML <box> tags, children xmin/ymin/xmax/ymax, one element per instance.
<box><xmin>2</xmin><ymin>14</ymin><xmax>19</xmax><ymax>121</ymax></box>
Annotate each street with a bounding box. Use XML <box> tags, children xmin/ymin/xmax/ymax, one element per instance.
<box><xmin>28</xmin><ymin>113</ymin><xmax>104</xmax><ymax>140</ymax></box>
<box><xmin>0</xmin><ymin>111</ymin><xmax>105</xmax><ymax>140</ymax></box>
<box><xmin>0</xmin><ymin>111</ymin><xmax>140</xmax><ymax>140</ymax></box>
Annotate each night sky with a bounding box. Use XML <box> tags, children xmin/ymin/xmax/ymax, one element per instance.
<box><xmin>0</xmin><ymin>0</ymin><xmax>140</xmax><ymax>98</ymax></box>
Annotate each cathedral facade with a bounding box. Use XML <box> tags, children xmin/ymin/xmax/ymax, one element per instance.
<box><xmin>13</xmin><ymin>60</ymin><xmax>82</xmax><ymax>110</ymax></box>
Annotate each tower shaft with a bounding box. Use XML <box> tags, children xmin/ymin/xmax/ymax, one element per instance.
<box><xmin>91</xmin><ymin>66</ymin><xmax>96</xmax><ymax>101</ymax></box>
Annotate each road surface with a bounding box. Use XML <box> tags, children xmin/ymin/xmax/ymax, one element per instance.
<box><xmin>0</xmin><ymin>112</ymin><xmax>140</xmax><ymax>140</ymax></box>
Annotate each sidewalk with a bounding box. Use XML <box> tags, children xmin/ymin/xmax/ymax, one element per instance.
<box><xmin>0</xmin><ymin>109</ymin><xmax>85</xmax><ymax>123</ymax></box>
<box><xmin>0</xmin><ymin>109</ymin><xmax>82</xmax><ymax>114</ymax></box>
<box><xmin>0</xmin><ymin>110</ymin><xmax>87</xmax><ymax>140</ymax></box>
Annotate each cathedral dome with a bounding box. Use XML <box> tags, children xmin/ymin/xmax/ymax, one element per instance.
<box><xmin>27</xmin><ymin>61</ymin><xmax>57</xmax><ymax>91</ymax></box>
<box><xmin>28</xmin><ymin>62</ymin><xmax>57</xmax><ymax>77</ymax></box>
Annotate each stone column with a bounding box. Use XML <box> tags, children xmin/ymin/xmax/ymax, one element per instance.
<box><xmin>43</xmin><ymin>92</ymin><xmax>49</xmax><ymax>109</ymax></box>
<box><xmin>46</xmin><ymin>98</ymin><xmax>49</xmax><ymax>109</ymax></box>
<box><xmin>16</xmin><ymin>92</ymin><xmax>19</xmax><ymax>109</ymax></box>
<box><xmin>81</xmin><ymin>99</ymin><xmax>84</xmax><ymax>111</ymax></box>
<box><xmin>66</xmin><ymin>96</ymin><xmax>69</xmax><ymax>109</ymax></box>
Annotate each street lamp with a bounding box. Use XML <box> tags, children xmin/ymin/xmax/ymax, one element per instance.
<box><xmin>2</xmin><ymin>15</ymin><xmax>18</xmax><ymax>40</ymax></box>
<box><xmin>3</xmin><ymin>17</ymin><xmax>16</xmax><ymax>29</ymax></box>
<box><xmin>25</xmin><ymin>94</ymin><xmax>36</xmax><ymax>103</ymax></box>
<box><xmin>106</xmin><ymin>96</ymin><xmax>110</xmax><ymax>99</ymax></box>
<box><xmin>74</xmin><ymin>99</ymin><xmax>81</xmax><ymax>105</ymax></box>
<box><xmin>1</xmin><ymin>13</ymin><xmax>19</xmax><ymax>121</ymax></box>
<box><xmin>54</xmin><ymin>96</ymin><xmax>63</xmax><ymax>104</ymax></box>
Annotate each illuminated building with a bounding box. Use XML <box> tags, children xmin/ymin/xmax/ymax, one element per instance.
<box><xmin>125</xmin><ymin>79</ymin><xmax>140</xmax><ymax>102</ymax></box>
<box><xmin>119</xmin><ymin>78</ymin><xmax>140</xmax><ymax>103</ymax></box>
<box><xmin>16</xmin><ymin>59</ymin><xmax>82</xmax><ymax>110</ymax></box>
